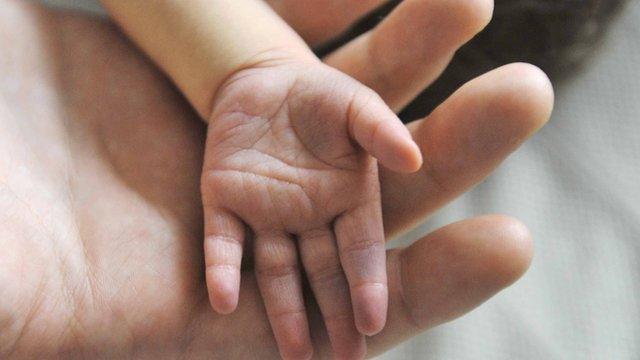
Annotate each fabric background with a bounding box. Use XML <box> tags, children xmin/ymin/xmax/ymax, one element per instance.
<box><xmin>39</xmin><ymin>0</ymin><xmax>640</xmax><ymax>358</ymax></box>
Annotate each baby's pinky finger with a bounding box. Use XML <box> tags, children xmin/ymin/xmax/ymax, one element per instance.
<box><xmin>255</xmin><ymin>232</ymin><xmax>313</xmax><ymax>360</ymax></box>
<box><xmin>204</xmin><ymin>207</ymin><xmax>245</xmax><ymax>314</ymax></box>
<box><xmin>335</xmin><ymin>202</ymin><xmax>388</xmax><ymax>336</ymax></box>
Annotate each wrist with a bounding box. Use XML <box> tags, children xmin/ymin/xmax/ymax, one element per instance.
<box><xmin>205</xmin><ymin>48</ymin><xmax>320</xmax><ymax>123</ymax></box>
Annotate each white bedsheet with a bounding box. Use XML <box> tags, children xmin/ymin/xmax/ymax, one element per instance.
<box><xmin>40</xmin><ymin>0</ymin><xmax>640</xmax><ymax>358</ymax></box>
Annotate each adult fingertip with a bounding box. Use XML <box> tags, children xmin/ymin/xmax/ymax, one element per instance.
<box><xmin>435</xmin><ymin>214</ymin><xmax>534</xmax><ymax>289</ymax></box>
<box><xmin>396</xmin><ymin>215</ymin><xmax>534</xmax><ymax>330</ymax></box>
<box><xmin>496</xmin><ymin>63</ymin><xmax>555</xmax><ymax>134</ymax></box>
<box><xmin>481</xmin><ymin>215</ymin><xmax>534</xmax><ymax>286</ymax></box>
<box><xmin>450</xmin><ymin>0</ymin><xmax>495</xmax><ymax>38</ymax></box>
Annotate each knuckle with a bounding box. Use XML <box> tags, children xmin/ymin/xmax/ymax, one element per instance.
<box><xmin>300</xmin><ymin>237</ymin><xmax>336</xmax><ymax>270</ymax></box>
<box><xmin>256</xmin><ymin>235</ymin><xmax>296</xmax><ymax>259</ymax></box>
<box><xmin>267</xmin><ymin>307</ymin><xmax>306</xmax><ymax>321</ymax></box>
<box><xmin>339</xmin><ymin>236</ymin><xmax>384</xmax><ymax>255</ymax></box>
<box><xmin>352</xmin><ymin>280</ymin><xmax>387</xmax><ymax>292</ymax></box>
<box><xmin>306</xmin><ymin>262</ymin><xmax>344</xmax><ymax>285</ymax></box>
<box><xmin>321</xmin><ymin>311</ymin><xmax>354</xmax><ymax>326</ymax></box>
<box><xmin>204</xmin><ymin>234</ymin><xmax>243</xmax><ymax>249</ymax></box>
<box><xmin>255</xmin><ymin>236</ymin><xmax>299</xmax><ymax>278</ymax></box>
<box><xmin>256</xmin><ymin>262</ymin><xmax>298</xmax><ymax>278</ymax></box>
<box><xmin>204</xmin><ymin>236</ymin><xmax>243</xmax><ymax>267</ymax></box>
<box><xmin>206</xmin><ymin>263</ymin><xmax>238</xmax><ymax>272</ymax></box>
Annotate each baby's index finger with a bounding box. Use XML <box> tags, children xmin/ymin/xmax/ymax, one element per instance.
<box><xmin>348</xmin><ymin>88</ymin><xmax>423</xmax><ymax>173</ymax></box>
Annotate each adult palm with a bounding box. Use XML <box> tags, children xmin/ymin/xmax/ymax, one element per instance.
<box><xmin>0</xmin><ymin>0</ymin><xmax>552</xmax><ymax>358</ymax></box>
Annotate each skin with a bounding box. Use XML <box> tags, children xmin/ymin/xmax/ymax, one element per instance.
<box><xmin>204</xmin><ymin>61</ymin><xmax>411</xmax><ymax>356</ymax></box>
<box><xmin>98</xmin><ymin>2</ymin><xmax>424</xmax><ymax>355</ymax></box>
<box><xmin>0</xmin><ymin>0</ymin><xmax>553</xmax><ymax>359</ymax></box>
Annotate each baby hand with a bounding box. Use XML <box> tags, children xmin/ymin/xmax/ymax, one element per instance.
<box><xmin>201</xmin><ymin>59</ymin><xmax>422</xmax><ymax>359</ymax></box>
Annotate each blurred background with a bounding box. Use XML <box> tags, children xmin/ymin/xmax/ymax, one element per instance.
<box><xmin>41</xmin><ymin>0</ymin><xmax>640</xmax><ymax>358</ymax></box>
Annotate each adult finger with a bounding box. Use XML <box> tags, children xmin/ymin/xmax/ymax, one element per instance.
<box><xmin>187</xmin><ymin>215</ymin><xmax>532</xmax><ymax>359</ymax></box>
<box><xmin>368</xmin><ymin>215</ymin><xmax>533</xmax><ymax>356</ymax></box>
<box><xmin>266</xmin><ymin>0</ymin><xmax>386</xmax><ymax>46</ymax></box>
<box><xmin>380</xmin><ymin>63</ymin><xmax>554</xmax><ymax>237</ymax></box>
<box><xmin>324</xmin><ymin>0</ymin><xmax>494</xmax><ymax>111</ymax></box>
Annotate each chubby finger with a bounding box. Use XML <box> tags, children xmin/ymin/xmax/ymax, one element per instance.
<box><xmin>254</xmin><ymin>231</ymin><xmax>313</xmax><ymax>360</ymax></box>
<box><xmin>203</xmin><ymin>207</ymin><xmax>245</xmax><ymax>314</ymax></box>
<box><xmin>368</xmin><ymin>215</ymin><xmax>534</xmax><ymax>356</ymax></box>
<box><xmin>325</xmin><ymin>0</ymin><xmax>494</xmax><ymax>111</ymax></box>
<box><xmin>334</xmin><ymin>202</ymin><xmax>388</xmax><ymax>336</ymax></box>
<box><xmin>381</xmin><ymin>63</ymin><xmax>554</xmax><ymax>237</ymax></box>
<box><xmin>348</xmin><ymin>88</ymin><xmax>422</xmax><ymax>173</ymax></box>
<box><xmin>266</xmin><ymin>0</ymin><xmax>386</xmax><ymax>46</ymax></box>
<box><xmin>299</xmin><ymin>228</ymin><xmax>366</xmax><ymax>359</ymax></box>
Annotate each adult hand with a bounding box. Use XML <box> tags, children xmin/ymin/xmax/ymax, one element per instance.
<box><xmin>0</xmin><ymin>0</ymin><xmax>552</xmax><ymax>358</ymax></box>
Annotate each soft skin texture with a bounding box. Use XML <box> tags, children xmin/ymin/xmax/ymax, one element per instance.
<box><xmin>0</xmin><ymin>0</ymin><xmax>552</xmax><ymax>359</ymax></box>
<box><xmin>203</xmin><ymin>60</ymin><xmax>423</xmax><ymax>354</ymax></box>
<box><xmin>98</xmin><ymin>2</ymin><xmax>424</xmax><ymax>355</ymax></box>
